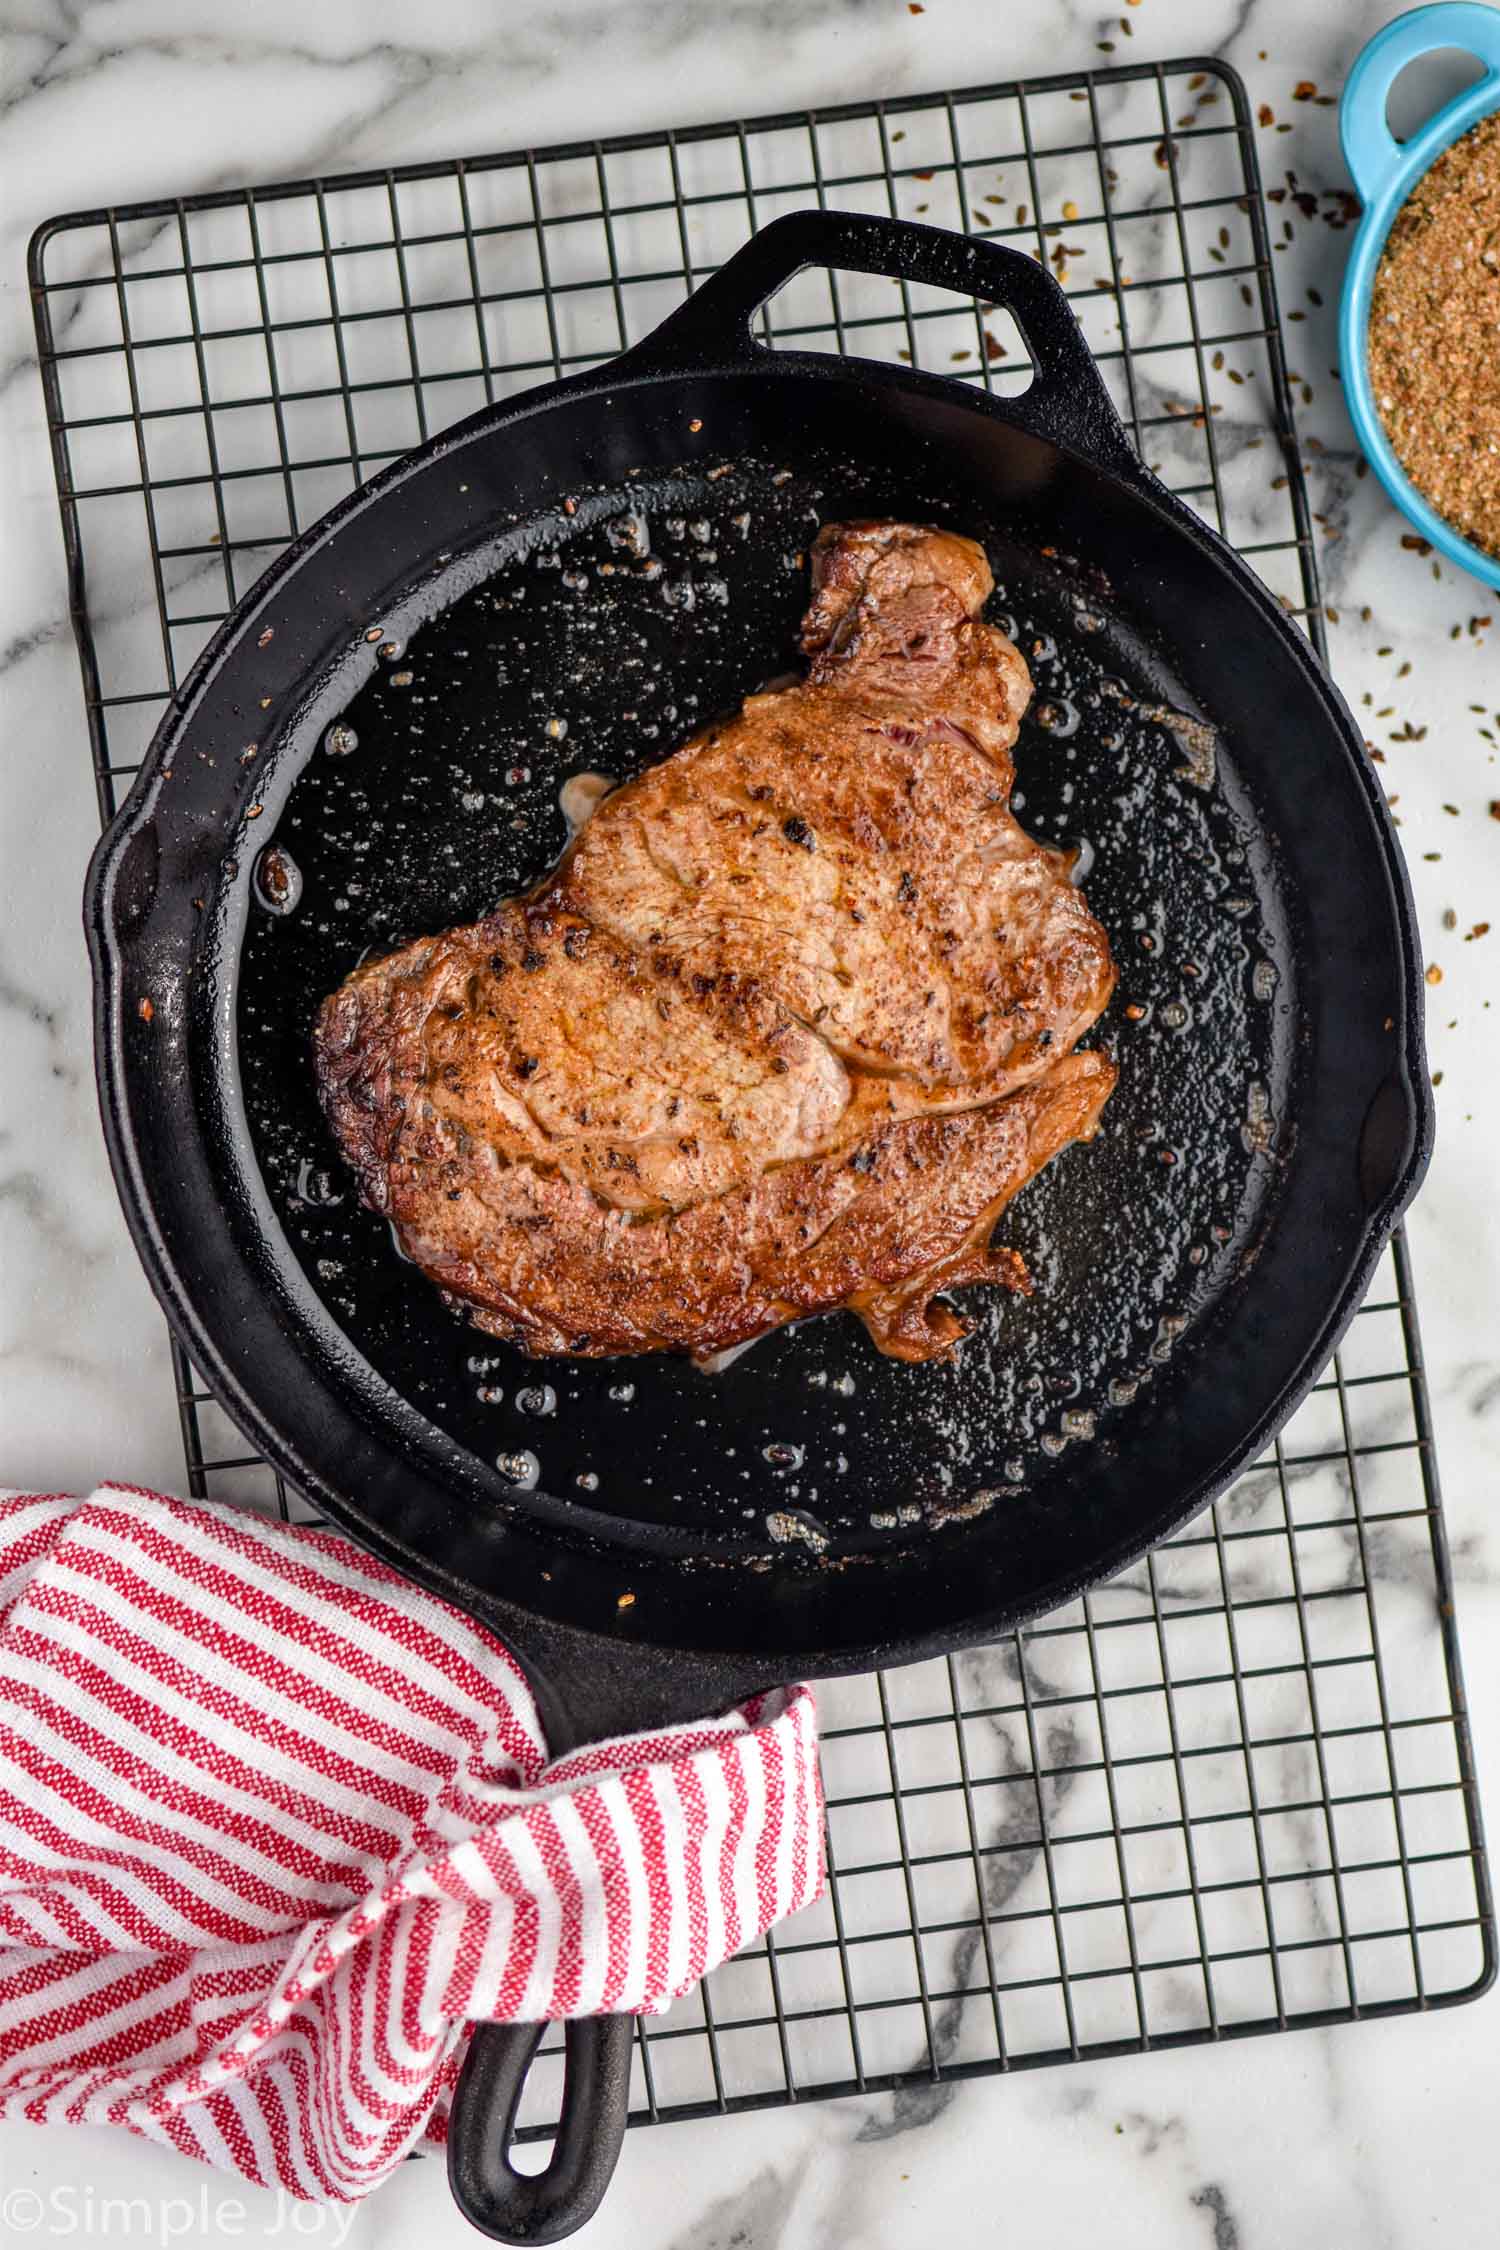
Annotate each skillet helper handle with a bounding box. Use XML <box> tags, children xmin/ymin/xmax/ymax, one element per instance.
<box><xmin>1339</xmin><ymin>2</ymin><xmax>1500</xmax><ymax>206</ymax></box>
<box><xmin>447</xmin><ymin>2013</ymin><xmax>634</xmax><ymax>2244</ymax></box>
<box><xmin>619</xmin><ymin>206</ymin><xmax>1138</xmax><ymax>472</ymax></box>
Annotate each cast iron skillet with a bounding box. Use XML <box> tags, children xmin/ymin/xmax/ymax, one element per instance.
<box><xmin>85</xmin><ymin>211</ymin><xmax>1430</xmax><ymax>2241</ymax></box>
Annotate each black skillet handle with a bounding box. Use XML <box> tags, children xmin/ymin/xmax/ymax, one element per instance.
<box><xmin>447</xmin><ymin>2013</ymin><xmax>634</xmax><ymax>2245</ymax></box>
<box><xmin>442</xmin><ymin>1613</ymin><xmax>770</xmax><ymax>2245</ymax></box>
<box><xmin>617</xmin><ymin>206</ymin><xmax>1139</xmax><ymax>474</ymax></box>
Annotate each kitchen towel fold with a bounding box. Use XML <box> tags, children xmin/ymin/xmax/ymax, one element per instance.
<box><xmin>0</xmin><ymin>1487</ymin><xmax>823</xmax><ymax>2203</ymax></box>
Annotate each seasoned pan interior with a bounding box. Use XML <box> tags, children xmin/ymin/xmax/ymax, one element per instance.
<box><xmin>237</xmin><ymin>446</ymin><xmax>1297</xmax><ymax>1557</ymax></box>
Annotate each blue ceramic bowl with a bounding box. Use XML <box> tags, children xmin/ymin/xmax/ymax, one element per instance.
<box><xmin>1340</xmin><ymin>2</ymin><xmax>1500</xmax><ymax>588</ymax></box>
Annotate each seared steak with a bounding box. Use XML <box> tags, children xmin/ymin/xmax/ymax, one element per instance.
<box><xmin>314</xmin><ymin>522</ymin><xmax>1117</xmax><ymax>1363</ymax></box>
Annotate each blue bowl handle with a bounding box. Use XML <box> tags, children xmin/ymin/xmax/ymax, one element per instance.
<box><xmin>1341</xmin><ymin>2</ymin><xmax>1500</xmax><ymax>206</ymax></box>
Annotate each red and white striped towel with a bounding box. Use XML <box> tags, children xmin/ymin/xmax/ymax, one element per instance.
<box><xmin>0</xmin><ymin>1487</ymin><xmax>823</xmax><ymax>2202</ymax></box>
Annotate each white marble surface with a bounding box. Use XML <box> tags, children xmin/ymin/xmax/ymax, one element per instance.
<box><xmin>1</xmin><ymin>0</ymin><xmax>1497</xmax><ymax>2244</ymax></box>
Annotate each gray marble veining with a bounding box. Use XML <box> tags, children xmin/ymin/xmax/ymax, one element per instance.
<box><xmin>0</xmin><ymin>3</ymin><xmax>1497</xmax><ymax>2246</ymax></box>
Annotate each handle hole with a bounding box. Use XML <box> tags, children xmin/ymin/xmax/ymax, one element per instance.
<box><xmin>505</xmin><ymin>2137</ymin><xmax>555</xmax><ymax>2179</ymax></box>
<box><xmin>512</xmin><ymin>2027</ymin><xmax>568</xmax><ymax>2141</ymax></box>
<box><xmin>756</xmin><ymin>265</ymin><xmax>1034</xmax><ymax>394</ymax></box>
<box><xmin>1385</xmin><ymin>48</ymin><xmax>1487</xmax><ymax>143</ymax></box>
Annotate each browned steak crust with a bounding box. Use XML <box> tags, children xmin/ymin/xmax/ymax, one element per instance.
<box><xmin>314</xmin><ymin>522</ymin><xmax>1117</xmax><ymax>1363</ymax></box>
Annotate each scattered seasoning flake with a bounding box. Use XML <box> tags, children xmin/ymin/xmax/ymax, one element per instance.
<box><xmin>1369</xmin><ymin>114</ymin><xmax>1500</xmax><ymax>557</ymax></box>
<box><xmin>1293</xmin><ymin>81</ymin><xmax>1316</xmax><ymax>100</ymax></box>
<box><xmin>137</xmin><ymin>997</ymin><xmax>154</xmax><ymax>1023</ymax></box>
<box><xmin>908</xmin><ymin>2</ymin><xmax>924</xmax><ymax>12</ymax></box>
<box><xmin>1468</xmin><ymin>921</ymin><xmax>1491</xmax><ymax>940</ymax></box>
<box><xmin>1426</xmin><ymin>963</ymin><xmax>1444</xmax><ymax>984</ymax></box>
<box><xmin>1061</xmin><ymin>199</ymin><xmax>1079</xmax><ymax>221</ymax></box>
<box><xmin>1258</xmin><ymin>104</ymin><xmax>1275</xmax><ymax>127</ymax></box>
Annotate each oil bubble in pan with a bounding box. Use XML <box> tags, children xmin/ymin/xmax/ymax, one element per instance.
<box><xmin>236</xmin><ymin>451</ymin><xmax>1296</xmax><ymax>1548</ymax></box>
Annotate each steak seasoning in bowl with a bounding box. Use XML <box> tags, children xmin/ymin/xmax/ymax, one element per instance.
<box><xmin>1340</xmin><ymin>3</ymin><xmax>1500</xmax><ymax>588</ymax></box>
<box><xmin>1369</xmin><ymin>115</ymin><xmax>1500</xmax><ymax>557</ymax></box>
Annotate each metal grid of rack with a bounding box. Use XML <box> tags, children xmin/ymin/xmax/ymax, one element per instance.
<box><xmin>31</xmin><ymin>55</ymin><xmax>1493</xmax><ymax>2136</ymax></box>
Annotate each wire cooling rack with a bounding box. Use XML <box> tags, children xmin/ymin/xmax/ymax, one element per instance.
<box><xmin>31</xmin><ymin>55</ymin><xmax>1493</xmax><ymax>2136</ymax></box>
